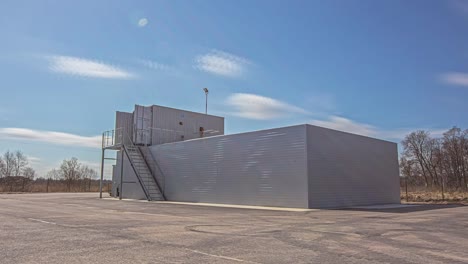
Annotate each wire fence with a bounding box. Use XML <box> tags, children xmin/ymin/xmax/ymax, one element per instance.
<box><xmin>400</xmin><ymin>177</ymin><xmax>468</xmax><ymax>203</ymax></box>
<box><xmin>0</xmin><ymin>177</ymin><xmax>112</xmax><ymax>193</ymax></box>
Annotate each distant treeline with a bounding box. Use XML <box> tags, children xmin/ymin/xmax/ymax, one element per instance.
<box><xmin>400</xmin><ymin>127</ymin><xmax>468</xmax><ymax>191</ymax></box>
<box><xmin>0</xmin><ymin>151</ymin><xmax>111</xmax><ymax>193</ymax></box>
<box><xmin>0</xmin><ymin>177</ymin><xmax>111</xmax><ymax>193</ymax></box>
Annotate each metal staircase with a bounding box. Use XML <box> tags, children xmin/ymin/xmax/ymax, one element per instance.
<box><xmin>123</xmin><ymin>145</ymin><xmax>165</xmax><ymax>201</ymax></box>
<box><xmin>139</xmin><ymin>146</ymin><xmax>165</xmax><ymax>194</ymax></box>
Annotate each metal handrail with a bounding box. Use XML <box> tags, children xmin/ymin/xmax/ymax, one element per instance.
<box><xmin>102</xmin><ymin>128</ymin><xmax>123</xmax><ymax>149</ymax></box>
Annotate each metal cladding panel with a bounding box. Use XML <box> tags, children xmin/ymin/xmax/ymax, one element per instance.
<box><xmin>150</xmin><ymin>125</ymin><xmax>308</xmax><ymax>208</ymax></box>
<box><xmin>151</xmin><ymin>105</ymin><xmax>224</xmax><ymax>144</ymax></box>
<box><xmin>306</xmin><ymin>125</ymin><xmax>400</xmax><ymax>208</ymax></box>
<box><xmin>115</xmin><ymin>111</ymin><xmax>133</xmax><ymax>146</ymax></box>
<box><xmin>133</xmin><ymin>105</ymin><xmax>152</xmax><ymax>145</ymax></box>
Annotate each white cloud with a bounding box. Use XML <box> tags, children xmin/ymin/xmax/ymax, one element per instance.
<box><xmin>440</xmin><ymin>72</ymin><xmax>468</xmax><ymax>86</ymax></box>
<box><xmin>26</xmin><ymin>156</ymin><xmax>41</xmax><ymax>163</ymax></box>
<box><xmin>310</xmin><ymin>116</ymin><xmax>377</xmax><ymax>137</ymax></box>
<box><xmin>138</xmin><ymin>59</ymin><xmax>172</xmax><ymax>71</ymax></box>
<box><xmin>226</xmin><ymin>93</ymin><xmax>309</xmax><ymax>120</ymax></box>
<box><xmin>0</xmin><ymin>128</ymin><xmax>101</xmax><ymax>148</ymax></box>
<box><xmin>225</xmin><ymin>93</ymin><xmax>446</xmax><ymax>140</ymax></box>
<box><xmin>138</xmin><ymin>18</ymin><xmax>148</xmax><ymax>27</ymax></box>
<box><xmin>47</xmin><ymin>55</ymin><xmax>135</xmax><ymax>79</ymax></box>
<box><xmin>194</xmin><ymin>50</ymin><xmax>251</xmax><ymax>77</ymax></box>
<box><xmin>309</xmin><ymin>116</ymin><xmax>447</xmax><ymax>140</ymax></box>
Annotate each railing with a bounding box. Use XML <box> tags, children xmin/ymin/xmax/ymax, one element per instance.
<box><xmin>103</xmin><ymin>127</ymin><xmax>223</xmax><ymax>149</ymax></box>
<box><xmin>193</xmin><ymin>129</ymin><xmax>223</xmax><ymax>138</ymax></box>
<box><xmin>102</xmin><ymin>128</ymin><xmax>124</xmax><ymax>149</ymax></box>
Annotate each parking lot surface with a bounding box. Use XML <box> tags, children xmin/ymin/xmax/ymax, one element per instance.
<box><xmin>0</xmin><ymin>193</ymin><xmax>467</xmax><ymax>264</ymax></box>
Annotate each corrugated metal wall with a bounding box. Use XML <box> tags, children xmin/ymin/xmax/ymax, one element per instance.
<box><xmin>133</xmin><ymin>105</ymin><xmax>152</xmax><ymax>145</ymax></box>
<box><xmin>151</xmin><ymin>105</ymin><xmax>224</xmax><ymax>145</ymax></box>
<box><xmin>306</xmin><ymin>125</ymin><xmax>400</xmax><ymax>208</ymax></box>
<box><xmin>150</xmin><ymin>125</ymin><xmax>309</xmax><ymax>208</ymax></box>
<box><xmin>115</xmin><ymin>111</ymin><xmax>133</xmax><ymax>146</ymax></box>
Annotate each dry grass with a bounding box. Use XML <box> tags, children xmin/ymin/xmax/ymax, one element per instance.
<box><xmin>0</xmin><ymin>180</ymin><xmax>112</xmax><ymax>193</ymax></box>
<box><xmin>401</xmin><ymin>188</ymin><xmax>468</xmax><ymax>205</ymax></box>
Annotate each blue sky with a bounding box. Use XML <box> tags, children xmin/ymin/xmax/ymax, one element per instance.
<box><xmin>1</xmin><ymin>0</ymin><xmax>467</xmax><ymax>177</ymax></box>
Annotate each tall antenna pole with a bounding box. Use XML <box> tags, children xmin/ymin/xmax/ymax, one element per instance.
<box><xmin>203</xmin><ymin>88</ymin><xmax>209</xmax><ymax>114</ymax></box>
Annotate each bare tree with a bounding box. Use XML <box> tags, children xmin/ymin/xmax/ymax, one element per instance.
<box><xmin>23</xmin><ymin>167</ymin><xmax>36</xmax><ymax>180</ymax></box>
<box><xmin>20</xmin><ymin>167</ymin><xmax>35</xmax><ymax>192</ymax></box>
<box><xmin>0</xmin><ymin>156</ymin><xmax>5</xmax><ymax>178</ymax></box>
<box><xmin>79</xmin><ymin>166</ymin><xmax>98</xmax><ymax>191</ymax></box>
<box><xmin>402</xmin><ymin>131</ymin><xmax>435</xmax><ymax>187</ymax></box>
<box><xmin>46</xmin><ymin>169</ymin><xmax>62</xmax><ymax>180</ymax></box>
<box><xmin>13</xmin><ymin>151</ymin><xmax>28</xmax><ymax>177</ymax></box>
<box><xmin>46</xmin><ymin>158</ymin><xmax>99</xmax><ymax>192</ymax></box>
<box><xmin>1</xmin><ymin>151</ymin><xmax>16</xmax><ymax>177</ymax></box>
<box><xmin>401</xmin><ymin>127</ymin><xmax>468</xmax><ymax>193</ymax></box>
<box><xmin>60</xmin><ymin>157</ymin><xmax>81</xmax><ymax>192</ymax></box>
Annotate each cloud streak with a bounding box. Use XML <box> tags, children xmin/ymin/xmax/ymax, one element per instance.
<box><xmin>138</xmin><ymin>59</ymin><xmax>172</xmax><ymax>71</ymax></box>
<box><xmin>225</xmin><ymin>93</ymin><xmax>446</xmax><ymax>140</ymax></box>
<box><xmin>47</xmin><ymin>55</ymin><xmax>135</xmax><ymax>79</ymax></box>
<box><xmin>195</xmin><ymin>50</ymin><xmax>251</xmax><ymax>77</ymax></box>
<box><xmin>310</xmin><ymin>116</ymin><xmax>377</xmax><ymax>137</ymax></box>
<box><xmin>0</xmin><ymin>128</ymin><xmax>101</xmax><ymax>148</ymax></box>
<box><xmin>309</xmin><ymin>116</ymin><xmax>446</xmax><ymax>140</ymax></box>
<box><xmin>226</xmin><ymin>93</ymin><xmax>309</xmax><ymax>120</ymax></box>
<box><xmin>440</xmin><ymin>72</ymin><xmax>468</xmax><ymax>87</ymax></box>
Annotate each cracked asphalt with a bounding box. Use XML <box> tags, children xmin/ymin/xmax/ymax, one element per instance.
<box><xmin>0</xmin><ymin>193</ymin><xmax>467</xmax><ymax>264</ymax></box>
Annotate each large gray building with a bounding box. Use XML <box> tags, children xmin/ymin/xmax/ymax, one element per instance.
<box><xmin>101</xmin><ymin>104</ymin><xmax>400</xmax><ymax>209</ymax></box>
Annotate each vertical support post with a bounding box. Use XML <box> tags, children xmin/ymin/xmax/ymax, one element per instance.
<box><xmin>99</xmin><ymin>148</ymin><xmax>105</xmax><ymax>198</ymax></box>
<box><xmin>441</xmin><ymin>180</ymin><xmax>445</xmax><ymax>201</ymax></box>
<box><xmin>405</xmin><ymin>177</ymin><xmax>408</xmax><ymax>202</ymax></box>
<box><xmin>203</xmin><ymin>88</ymin><xmax>209</xmax><ymax>114</ymax></box>
<box><xmin>120</xmin><ymin>148</ymin><xmax>124</xmax><ymax>200</ymax></box>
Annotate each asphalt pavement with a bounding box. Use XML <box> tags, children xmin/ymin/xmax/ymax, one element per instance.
<box><xmin>0</xmin><ymin>193</ymin><xmax>467</xmax><ymax>264</ymax></box>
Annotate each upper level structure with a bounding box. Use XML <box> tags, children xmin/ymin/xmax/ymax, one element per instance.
<box><xmin>103</xmin><ymin>104</ymin><xmax>224</xmax><ymax>149</ymax></box>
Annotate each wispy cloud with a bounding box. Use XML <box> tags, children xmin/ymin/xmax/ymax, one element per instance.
<box><xmin>226</xmin><ymin>93</ymin><xmax>309</xmax><ymax>120</ymax></box>
<box><xmin>26</xmin><ymin>156</ymin><xmax>41</xmax><ymax>163</ymax></box>
<box><xmin>309</xmin><ymin>116</ymin><xmax>446</xmax><ymax>140</ymax></box>
<box><xmin>310</xmin><ymin>116</ymin><xmax>377</xmax><ymax>137</ymax></box>
<box><xmin>226</xmin><ymin>93</ymin><xmax>446</xmax><ymax>140</ymax></box>
<box><xmin>440</xmin><ymin>72</ymin><xmax>468</xmax><ymax>87</ymax></box>
<box><xmin>194</xmin><ymin>50</ymin><xmax>251</xmax><ymax>77</ymax></box>
<box><xmin>47</xmin><ymin>55</ymin><xmax>135</xmax><ymax>79</ymax></box>
<box><xmin>138</xmin><ymin>59</ymin><xmax>172</xmax><ymax>71</ymax></box>
<box><xmin>0</xmin><ymin>128</ymin><xmax>101</xmax><ymax>148</ymax></box>
<box><xmin>138</xmin><ymin>18</ymin><xmax>148</xmax><ymax>27</ymax></box>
